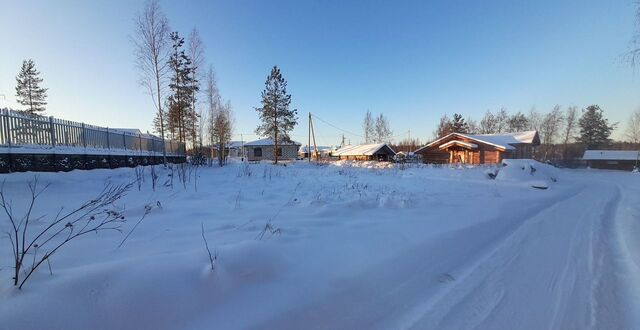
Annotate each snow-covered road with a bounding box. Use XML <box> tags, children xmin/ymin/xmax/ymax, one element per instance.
<box><xmin>0</xmin><ymin>162</ymin><xmax>638</xmax><ymax>330</ymax></box>
<box><xmin>262</xmin><ymin>173</ymin><xmax>636</xmax><ymax>330</ymax></box>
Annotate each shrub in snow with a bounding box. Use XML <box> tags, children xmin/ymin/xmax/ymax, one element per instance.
<box><xmin>1</xmin><ymin>177</ymin><xmax>131</xmax><ymax>289</ymax></box>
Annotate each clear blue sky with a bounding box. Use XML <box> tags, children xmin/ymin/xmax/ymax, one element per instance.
<box><xmin>1</xmin><ymin>0</ymin><xmax>638</xmax><ymax>145</ymax></box>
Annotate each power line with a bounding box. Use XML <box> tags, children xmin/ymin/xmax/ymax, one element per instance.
<box><xmin>311</xmin><ymin>113</ymin><xmax>365</xmax><ymax>138</ymax></box>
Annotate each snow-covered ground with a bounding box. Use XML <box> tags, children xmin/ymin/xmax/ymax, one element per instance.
<box><xmin>0</xmin><ymin>161</ymin><xmax>638</xmax><ymax>330</ymax></box>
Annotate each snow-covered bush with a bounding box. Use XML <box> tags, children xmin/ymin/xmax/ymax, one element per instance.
<box><xmin>495</xmin><ymin>159</ymin><xmax>559</xmax><ymax>189</ymax></box>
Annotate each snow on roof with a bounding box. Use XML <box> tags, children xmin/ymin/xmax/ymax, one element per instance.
<box><xmin>244</xmin><ymin>138</ymin><xmax>301</xmax><ymax>146</ymax></box>
<box><xmin>332</xmin><ymin>143</ymin><xmax>396</xmax><ymax>156</ymax></box>
<box><xmin>111</xmin><ymin>128</ymin><xmax>143</xmax><ymax>135</ymax></box>
<box><xmin>438</xmin><ymin>140</ymin><xmax>478</xmax><ymax>150</ymax></box>
<box><xmin>582</xmin><ymin>150</ymin><xmax>640</xmax><ymax>161</ymax></box>
<box><xmin>299</xmin><ymin>145</ymin><xmax>333</xmax><ymax>153</ymax></box>
<box><xmin>227</xmin><ymin>141</ymin><xmax>244</xmax><ymax>148</ymax></box>
<box><xmin>479</xmin><ymin>131</ymin><xmax>539</xmax><ymax>144</ymax></box>
<box><xmin>417</xmin><ymin>131</ymin><xmax>539</xmax><ymax>153</ymax></box>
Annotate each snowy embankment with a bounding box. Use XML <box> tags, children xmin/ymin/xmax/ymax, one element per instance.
<box><xmin>0</xmin><ymin>161</ymin><xmax>638</xmax><ymax>329</ymax></box>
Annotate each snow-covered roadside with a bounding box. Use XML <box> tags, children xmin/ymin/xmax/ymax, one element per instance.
<box><xmin>0</xmin><ymin>162</ymin><xmax>637</xmax><ymax>329</ymax></box>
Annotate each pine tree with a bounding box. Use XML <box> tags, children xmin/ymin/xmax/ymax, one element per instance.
<box><xmin>15</xmin><ymin>59</ymin><xmax>48</xmax><ymax>114</ymax></box>
<box><xmin>255</xmin><ymin>66</ymin><xmax>298</xmax><ymax>164</ymax></box>
<box><xmin>578</xmin><ymin>105</ymin><xmax>616</xmax><ymax>149</ymax></box>
<box><xmin>166</xmin><ymin>31</ymin><xmax>197</xmax><ymax>145</ymax></box>
<box><xmin>451</xmin><ymin>113</ymin><xmax>469</xmax><ymax>133</ymax></box>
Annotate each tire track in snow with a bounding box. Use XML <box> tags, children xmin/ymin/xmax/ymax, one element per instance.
<box><xmin>406</xmin><ymin>182</ymin><xmax>622</xmax><ymax>330</ymax></box>
<box><xmin>589</xmin><ymin>182</ymin><xmax>624</xmax><ymax>330</ymax></box>
<box><xmin>257</xmin><ymin>184</ymin><xmax>585</xmax><ymax>330</ymax></box>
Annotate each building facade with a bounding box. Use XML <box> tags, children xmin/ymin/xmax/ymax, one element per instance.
<box><xmin>583</xmin><ymin>150</ymin><xmax>640</xmax><ymax>171</ymax></box>
<box><xmin>245</xmin><ymin>139</ymin><xmax>301</xmax><ymax>162</ymax></box>
<box><xmin>415</xmin><ymin>131</ymin><xmax>540</xmax><ymax>165</ymax></box>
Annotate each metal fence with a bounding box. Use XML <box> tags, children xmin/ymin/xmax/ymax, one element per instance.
<box><xmin>0</xmin><ymin>108</ymin><xmax>185</xmax><ymax>155</ymax></box>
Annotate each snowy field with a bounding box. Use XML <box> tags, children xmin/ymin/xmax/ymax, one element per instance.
<box><xmin>0</xmin><ymin>161</ymin><xmax>639</xmax><ymax>330</ymax></box>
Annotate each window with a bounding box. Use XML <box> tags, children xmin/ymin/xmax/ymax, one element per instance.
<box><xmin>277</xmin><ymin>147</ymin><xmax>283</xmax><ymax>157</ymax></box>
<box><xmin>254</xmin><ymin>148</ymin><xmax>262</xmax><ymax>157</ymax></box>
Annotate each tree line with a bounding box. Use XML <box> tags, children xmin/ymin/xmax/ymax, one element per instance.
<box><xmin>431</xmin><ymin>105</ymin><xmax>640</xmax><ymax>161</ymax></box>
<box><xmin>133</xmin><ymin>0</ymin><xmax>233</xmax><ymax>165</ymax></box>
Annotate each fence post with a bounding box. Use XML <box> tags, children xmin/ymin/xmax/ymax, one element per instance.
<box><xmin>2</xmin><ymin>109</ymin><xmax>11</xmax><ymax>148</ymax></box>
<box><xmin>106</xmin><ymin>127</ymin><xmax>110</xmax><ymax>150</ymax></box>
<box><xmin>49</xmin><ymin>116</ymin><xmax>56</xmax><ymax>148</ymax></box>
<box><xmin>122</xmin><ymin>132</ymin><xmax>126</xmax><ymax>150</ymax></box>
<box><xmin>81</xmin><ymin>123</ymin><xmax>87</xmax><ymax>149</ymax></box>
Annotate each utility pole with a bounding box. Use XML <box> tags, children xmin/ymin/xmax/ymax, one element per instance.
<box><xmin>310</xmin><ymin>116</ymin><xmax>318</xmax><ymax>161</ymax></box>
<box><xmin>308</xmin><ymin>113</ymin><xmax>311</xmax><ymax>162</ymax></box>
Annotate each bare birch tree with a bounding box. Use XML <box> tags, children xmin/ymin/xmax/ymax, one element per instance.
<box><xmin>480</xmin><ymin>110</ymin><xmax>497</xmax><ymax>134</ymax></box>
<box><xmin>133</xmin><ymin>0</ymin><xmax>170</xmax><ymax>164</ymax></box>
<box><xmin>625</xmin><ymin>108</ymin><xmax>640</xmax><ymax>143</ymax></box>
<box><xmin>187</xmin><ymin>28</ymin><xmax>205</xmax><ymax>151</ymax></box>
<box><xmin>540</xmin><ymin>105</ymin><xmax>564</xmax><ymax>145</ymax></box>
<box><xmin>205</xmin><ymin>66</ymin><xmax>221</xmax><ymax>161</ymax></box>
<box><xmin>527</xmin><ymin>107</ymin><xmax>543</xmax><ymax>132</ymax></box>
<box><xmin>363</xmin><ymin>110</ymin><xmax>375</xmax><ymax>143</ymax></box>
<box><xmin>374</xmin><ymin>113</ymin><xmax>392</xmax><ymax>143</ymax></box>
<box><xmin>211</xmin><ymin>101</ymin><xmax>234</xmax><ymax>166</ymax></box>
<box><xmin>561</xmin><ymin>106</ymin><xmax>579</xmax><ymax>160</ymax></box>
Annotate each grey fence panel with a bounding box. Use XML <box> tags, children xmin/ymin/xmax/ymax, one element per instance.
<box><xmin>0</xmin><ymin>108</ymin><xmax>185</xmax><ymax>155</ymax></box>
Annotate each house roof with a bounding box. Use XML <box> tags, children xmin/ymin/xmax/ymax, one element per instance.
<box><xmin>244</xmin><ymin>138</ymin><xmax>301</xmax><ymax>147</ymax></box>
<box><xmin>416</xmin><ymin>131</ymin><xmax>539</xmax><ymax>153</ymax></box>
<box><xmin>227</xmin><ymin>141</ymin><xmax>244</xmax><ymax>148</ymax></box>
<box><xmin>332</xmin><ymin>143</ymin><xmax>396</xmax><ymax>156</ymax></box>
<box><xmin>438</xmin><ymin>140</ymin><xmax>478</xmax><ymax>150</ymax></box>
<box><xmin>582</xmin><ymin>150</ymin><xmax>640</xmax><ymax>161</ymax></box>
<box><xmin>299</xmin><ymin>145</ymin><xmax>333</xmax><ymax>153</ymax></box>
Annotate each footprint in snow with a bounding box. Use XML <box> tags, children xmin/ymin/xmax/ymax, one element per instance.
<box><xmin>438</xmin><ymin>273</ymin><xmax>455</xmax><ymax>283</ymax></box>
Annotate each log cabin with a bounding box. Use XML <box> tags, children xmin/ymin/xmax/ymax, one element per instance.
<box><xmin>415</xmin><ymin>131</ymin><xmax>540</xmax><ymax>165</ymax></box>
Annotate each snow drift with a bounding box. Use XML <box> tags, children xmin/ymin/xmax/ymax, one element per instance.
<box><xmin>495</xmin><ymin>159</ymin><xmax>559</xmax><ymax>189</ymax></box>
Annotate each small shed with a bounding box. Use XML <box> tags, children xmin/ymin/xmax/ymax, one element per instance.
<box><xmin>415</xmin><ymin>131</ymin><xmax>540</xmax><ymax>165</ymax></box>
<box><xmin>582</xmin><ymin>150</ymin><xmax>639</xmax><ymax>171</ymax></box>
<box><xmin>245</xmin><ymin>139</ymin><xmax>301</xmax><ymax>161</ymax></box>
<box><xmin>331</xmin><ymin>143</ymin><xmax>396</xmax><ymax>161</ymax></box>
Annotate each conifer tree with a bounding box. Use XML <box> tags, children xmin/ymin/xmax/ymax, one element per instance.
<box><xmin>167</xmin><ymin>31</ymin><xmax>197</xmax><ymax>145</ymax></box>
<box><xmin>255</xmin><ymin>66</ymin><xmax>298</xmax><ymax>164</ymax></box>
<box><xmin>451</xmin><ymin>113</ymin><xmax>469</xmax><ymax>133</ymax></box>
<box><xmin>578</xmin><ymin>105</ymin><xmax>616</xmax><ymax>149</ymax></box>
<box><xmin>15</xmin><ymin>59</ymin><xmax>48</xmax><ymax>114</ymax></box>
